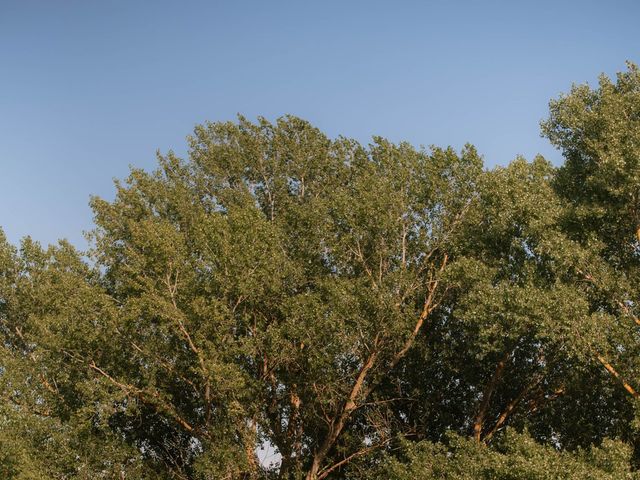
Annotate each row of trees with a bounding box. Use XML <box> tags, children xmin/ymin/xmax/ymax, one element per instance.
<box><xmin>2</xmin><ymin>63</ymin><xmax>640</xmax><ymax>479</ymax></box>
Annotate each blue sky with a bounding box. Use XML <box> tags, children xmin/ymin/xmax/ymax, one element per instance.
<box><xmin>1</xmin><ymin>0</ymin><xmax>639</xmax><ymax>248</ymax></box>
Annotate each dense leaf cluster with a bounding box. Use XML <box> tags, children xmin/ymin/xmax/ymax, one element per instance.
<box><xmin>2</xmin><ymin>64</ymin><xmax>640</xmax><ymax>479</ymax></box>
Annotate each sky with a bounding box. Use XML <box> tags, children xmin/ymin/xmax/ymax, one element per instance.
<box><xmin>1</xmin><ymin>0</ymin><xmax>639</xmax><ymax>248</ymax></box>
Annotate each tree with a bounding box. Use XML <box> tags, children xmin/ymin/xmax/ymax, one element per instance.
<box><xmin>542</xmin><ymin>61</ymin><xmax>640</xmax><ymax>434</ymax></box>
<box><xmin>2</xmin><ymin>63</ymin><xmax>640</xmax><ymax>479</ymax></box>
<box><xmin>2</xmin><ymin>116</ymin><xmax>482</xmax><ymax>478</ymax></box>
<box><xmin>543</xmin><ymin>62</ymin><xmax>640</xmax><ymax>258</ymax></box>
<box><xmin>89</xmin><ymin>116</ymin><xmax>482</xmax><ymax>479</ymax></box>
<box><xmin>368</xmin><ymin>61</ymin><xmax>640</xmax><ymax>480</ymax></box>
<box><xmin>0</xmin><ymin>233</ymin><xmax>158</xmax><ymax>479</ymax></box>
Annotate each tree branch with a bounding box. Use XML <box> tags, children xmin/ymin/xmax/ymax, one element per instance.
<box><xmin>596</xmin><ymin>354</ymin><xmax>639</xmax><ymax>398</ymax></box>
<box><xmin>163</xmin><ymin>267</ymin><xmax>212</xmax><ymax>424</ymax></box>
<box><xmin>317</xmin><ymin>437</ymin><xmax>392</xmax><ymax>480</ymax></box>
<box><xmin>387</xmin><ymin>254</ymin><xmax>448</xmax><ymax>373</ymax></box>
<box><xmin>88</xmin><ymin>360</ymin><xmax>198</xmax><ymax>434</ymax></box>
<box><xmin>474</xmin><ymin>350</ymin><xmax>511</xmax><ymax>442</ymax></box>
<box><xmin>482</xmin><ymin>373</ymin><xmax>543</xmax><ymax>442</ymax></box>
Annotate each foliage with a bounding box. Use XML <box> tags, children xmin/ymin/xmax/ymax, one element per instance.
<box><xmin>2</xmin><ymin>64</ymin><xmax>640</xmax><ymax>479</ymax></box>
<box><xmin>368</xmin><ymin>429</ymin><xmax>638</xmax><ymax>480</ymax></box>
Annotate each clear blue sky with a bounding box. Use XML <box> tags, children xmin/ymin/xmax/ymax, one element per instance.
<box><xmin>1</xmin><ymin>1</ymin><xmax>639</xmax><ymax>248</ymax></box>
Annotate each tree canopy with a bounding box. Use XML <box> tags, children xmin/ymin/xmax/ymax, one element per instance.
<box><xmin>2</xmin><ymin>63</ymin><xmax>640</xmax><ymax>479</ymax></box>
